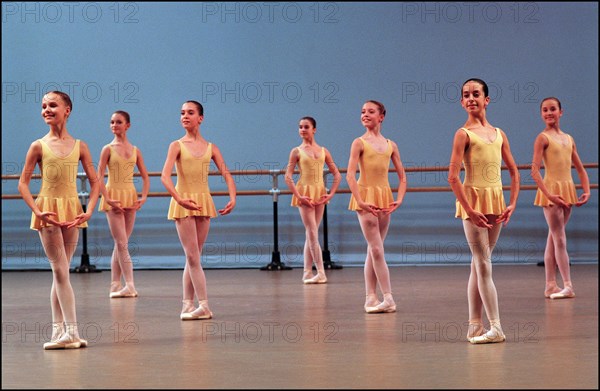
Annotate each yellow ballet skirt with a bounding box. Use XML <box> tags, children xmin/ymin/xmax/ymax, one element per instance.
<box><xmin>534</xmin><ymin>133</ymin><xmax>578</xmax><ymax>207</ymax></box>
<box><xmin>30</xmin><ymin>139</ymin><xmax>87</xmax><ymax>230</ymax></box>
<box><xmin>167</xmin><ymin>141</ymin><xmax>217</xmax><ymax>219</ymax></box>
<box><xmin>291</xmin><ymin>147</ymin><xmax>327</xmax><ymax>207</ymax></box>
<box><xmin>348</xmin><ymin>138</ymin><xmax>394</xmax><ymax>211</ymax></box>
<box><xmin>455</xmin><ymin>128</ymin><xmax>506</xmax><ymax>219</ymax></box>
<box><xmin>99</xmin><ymin>145</ymin><xmax>138</xmax><ymax>211</ymax></box>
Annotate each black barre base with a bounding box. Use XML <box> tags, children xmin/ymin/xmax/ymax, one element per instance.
<box><xmin>262</xmin><ymin>251</ymin><xmax>344</xmax><ymax>271</ymax></box>
<box><xmin>537</xmin><ymin>261</ymin><xmax>571</xmax><ymax>267</ymax></box>
<box><xmin>323</xmin><ymin>250</ymin><xmax>343</xmax><ymax>269</ymax></box>
<box><xmin>70</xmin><ymin>254</ymin><xmax>101</xmax><ymax>273</ymax></box>
<box><xmin>261</xmin><ymin>251</ymin><xmax>293</xmax><ymax>270</ymax></box>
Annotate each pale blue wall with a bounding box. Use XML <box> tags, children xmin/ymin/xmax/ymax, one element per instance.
<box><xmin>2</xmin><ymin>2</ymin><xmax>598</xmax><ymax>269</ymax></box>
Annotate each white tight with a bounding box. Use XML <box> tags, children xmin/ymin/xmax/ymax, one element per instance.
<box><xmin>462</xmin><ymin>217</ymin><xmax>502</xmax><ymax>323</ymax></box>
<box><xmin>106</xmin><ymin>209</ymin><xmax>137</xmax><ymax>289</ymax></box>
<box><xmin>39</xmin><ymin>226</ymin><xmax>80</xmax><ymax>338</ymax></box>
<box><xmin>357</xmin><ymin>211</ymin><xmax>392</xmax><ymax>296</ymax></box>
<box><xmin>298</xmin><ymin>204</ymin><xmax>325</xmax><ymax>274</ymax></box>
<box><xmin>543</xmin><ymin>205</ymin><xmax>573</xmax><ymax>287</ymax></box>
<box><xmin>175</xmin><ymin>216</ymin><xmax>210</xmax><ymax>302</ymax></box>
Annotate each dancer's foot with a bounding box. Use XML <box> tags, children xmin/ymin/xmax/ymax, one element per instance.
<box><xmin>469</xmin><ymin>326</ymin><xmax>505</xmax><ymax>344</ymax></box>
<box><xmin>109</xmin><ymin>286</ymin><xmax>138</xmax><ymax>298</ymax></box>
<box><xmin>303</xmin><ymin>272</ymin><xmax>327</xmax><ymax>284</ymax></box>
<box><xmin>364</xmin><ymin>294</ymin><xmax>381</xmax><ymax>312</ymax></box>
<box><xmin>365</xmin><ymin>293</ymin><xmax>396</xmax><ymax>313</ymax></box>
<box><xmin>302</xmin><ymin>269</ymin><xmax>314</xmax><ymax>283</ymax></box>
<box><xmin>466</xmin><ymin>319</ymin><xmax>487</xmax><ymax>341</ymax></box>
<box><xmin>181</xmin><ymin>301</ymin><xmax>213</xmax><ymax>320</ymax></box>
<box><xmin>544</xmin><ymin>284</ymin><xmax>562</xmax><ymax>298</ymax></box>
<box><xmin>181</xmin><ymin>299</ymin><xmax>195</xmax><ymax>317</ymax></box>
<box><xmin>550</xmin><ymin>286</ymin><xmax>575</xmax><ymax>299</ymax></box>
<box><xmin>109</xmin><ymin>281</ymin><xmax>122</xmax><ymax>297</ymax></box>
<box><xmin>470</xmin><ymin>320</ymin><xmax>505</xmax><ymax>344</ymax></box>
<box><xmin>44</xmin><ymin>322</ymin><xmax>65</xmax><ymax>349</ymax></box>
<box><xmin>50</xmin><ymin>322</ymin><xmax>64</xmax><ymax>342</ymax></box>
<box><xmin>43</xmin><ymin>332</ymin><xmax>82</xmax><ymax>350</ymax></box>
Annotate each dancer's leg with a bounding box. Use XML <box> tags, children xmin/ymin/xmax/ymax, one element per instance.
<box><xmin>543</xmin><ymin>224</ymin><xmax>561</xmax><ymax>297</ymax></box>
<box><xmin>300</xmin><ymin>204</ymin><xmax>327</xmax><ymax>284</ymax></box>
<box><xmin>176</xmin><ymin>217</ymin><xmax>212</xmax><ymax>318</ymax></box>
<box><xmin>106</xmin><ymin>210</ymin><xmax>137</xmax><ymax>296</ymax></box>
<box><xmin>544</xmin><ymin>206</ymin><xmax>575</xmax><ymax>299</ymax></box>
<box><xmin>39</xmin><ymin>226</ymin><xmax>83</xmax><ymax>348</ymax></box>
<box><xmin>107</xmin><ymin>212</ymin><xmax>123</xmax><ymax>294</ymax></box>
<box><xmin>299</xmin><ymin>206</ymin><xmax>315</xmax><ymax>281</ymax></box>
<box><xmin>463</xmin><ymin>218</ymin><xmax>505</xmax><ymax>343</ymax></box>
<box><xmin>358</xmin><ymin>211</ymin><xmax>395</xmax><ymax>313</ymax></box>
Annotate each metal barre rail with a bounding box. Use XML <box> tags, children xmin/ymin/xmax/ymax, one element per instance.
<box><xmin>3</xmin><ymin>163</ymin><xmax>598</xmax><ymax>199</ymax></box>
<box><xmin>2</xmin><ymin>164</ymin><xmax>597</xmax><ymax>272</ymax></box>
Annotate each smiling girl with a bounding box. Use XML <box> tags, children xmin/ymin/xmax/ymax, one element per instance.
<box><xmin>448</xmin><ymin>79</ymin><xmax>520</xmax><ymax>344</ymax></box>
<box><xmin>531</xmin><ymin>97</ymin><xmax>590</xmax><ymax>299</ymax></box>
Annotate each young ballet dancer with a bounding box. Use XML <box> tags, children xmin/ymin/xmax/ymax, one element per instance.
<box><xmin>531</xmin><ymin>97</ymin><xmax>590</xmax><ymax>299</ymax></box>
<box><xmin>161</xmin><ymin>101</ymin><xmax>236</xmax><ymax>320</ymax></box>
<box><xmin>346</xmin><ymin>100</ymin><xmax>407</xmax><ymax>314</ymax></box>
<box><xmin>448</xmin><ymin>78</ymin><xmax>520</xmax><ymax>344</ymax></box>
<box><xmin>18</xmin><ymin>91</ymin><xmax>100</xmax><ymax>349</ymax></box>
<box><xmin>97</xmin><ymin>110</ymin><xmax>150</xmax><ymax>298</ymax></box>
<box><xmin>284</xmin><ymin>116</ymin><xmax>341</xmax><ymax>284</ymax></box>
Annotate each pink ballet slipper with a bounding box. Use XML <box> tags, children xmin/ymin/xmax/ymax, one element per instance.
<box><xmin>365</xmin><ymin>294</ymin><xmax>396</xmax><ymax>314</ymax></box>
<box><xmin>110</xmin><ymin>287</ymin><xmax>138</xmax><ymax>298</ymax></box>
<box><xmin>181</xmin><ymin>302</ymin><xmax>213</xmax><ymax>320</ymax></box>
<box><xmin>303</xmin><ymin>273</ymin><xmax>327</xmax><ymax>284</ymax></box>
<box><xmin>550</xmin><ymin>287</ymin><xmax>575</xmax><ymax>299</ymax></box>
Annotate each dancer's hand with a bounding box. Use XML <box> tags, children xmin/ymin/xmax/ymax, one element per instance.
<box><xmin>126</xmin><ymin>197</ymin><xmax>147</xmax><ymax>211</ymax></box>
<box><xmin>298</xmin><ymin>196</ymin><xmax>315</xmax><ymax>207</ymax></box>
<box><xmin>382</xmin><ymin>200</ymin><xmax>402</xmax><ymax>215</ymax></box>
<box><xmin>496</xmin><ymin>205</ymin><xmax>516</xmax><ymax>227</ymax></box>
<box><xmin>179</xmin><ymin>198</ymin><xmax>202</xmax><ymax>211</ymax></box>
<box><xmin>549</xmin><ymin>194</ymin><xmax>569</xmax><ymax>209</ymax></box>
<box><xmin>575</xmin><ymin>192</ymin><xmax>590</xmax><ymax>207</ymax></box>
<box><xmin>218</xmin><ymin>199</ymin><xmax>236</xmax><ymax>215</ymax></box>
<box><xmin>106</xmin><ymin>198</ymin><xmax>125</xmax><ymax>213</ymax></box>
<box><xmin>314</xmin><ymin>194</ymin><xmax>332</xmax><ymax>206</ymax></box>
<box><xmin>65</xmin><ymin>211</ymin><xmax>92</xmax><ymax>229</ymax></box>
<box><xmin>468</xmin><ymin>210</ymin><xmax>493</xmax><ymax>229</ymax></box>
<box><xmin>35</xmin><ymin>211</ymin><xmax>62</xmax><ymax>227</ymax></box>
<box><xmin>358</xmin><ymin>202</ymin><xmax>381</xmax><ymax>216</ymax></box>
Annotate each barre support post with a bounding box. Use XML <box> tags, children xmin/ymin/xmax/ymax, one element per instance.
<box><xmin>71</xmin><ymin>173</ymin><xmax>100</xmax><ymax>273</ymax></box>
<box><xmin>322</xmin><ymin>203</ymin><xmax>342</xmax><ymax>270</ymax></box>
<box><xmin>321</xmin><ymin>173</ymin><xmax>342</xmax><ymax>270</ymax></box>
<box><xmin>261</xmin><ymin>170</ymin><xmax>292</xmax><ymax>270</ymax></box>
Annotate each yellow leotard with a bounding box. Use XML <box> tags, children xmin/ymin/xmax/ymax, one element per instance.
<box><xmin>98</xmin><ymin>145</ymin><xmax>138</xmax><ymax>212</ymax></box>
<box><xmin>348</xmin><ymin>138</ymin><xmax>394</xmax><ymax>211</ymax></box>
<box><xmin>167</xmin><ymin>140</ymin><xmax>217</xmax><ymax>219</ymax></box>
<box><xmin>455</xmin><ymin>128</ymin><xmax>506</xmax><ymax>219</ymax></box>
<box><xmin>533</xmin><ymin>133</ymin><xmax>578</xmax><ymax>207</ymax></box>
<box><xmin>291</xmin><ymin>147</ymin><xmax>327</xmax><ymax>207</ymax></box>
<box><xmin>30</xmin><ymin>139</ymin><xmax>87</xmax><ymax>230</ymax></box>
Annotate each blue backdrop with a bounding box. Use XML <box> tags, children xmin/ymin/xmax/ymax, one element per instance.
<box><xmin>2</xmin><ymin>2</ymin><xmax>598</xmax><ymax>269</ymax></box>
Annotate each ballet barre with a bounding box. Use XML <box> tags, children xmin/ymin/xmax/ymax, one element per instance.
<box><xmin>2</xmin><ymin>163</ymin><xmax>597</xmax><ymax>272</ymax></box>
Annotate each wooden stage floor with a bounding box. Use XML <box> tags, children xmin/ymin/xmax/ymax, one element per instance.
<box><xmin>2</xmin><ymin>264</ymin><xmax>598</xmax><ymax>389</ymax></box>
